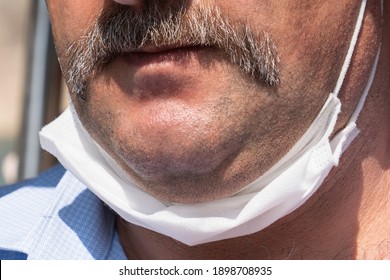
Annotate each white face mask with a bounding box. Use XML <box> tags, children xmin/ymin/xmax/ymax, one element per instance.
<box><xmin>40</xmin><ymin>0</ymin><xmax>381</xmax><ymax>246</ymax></box>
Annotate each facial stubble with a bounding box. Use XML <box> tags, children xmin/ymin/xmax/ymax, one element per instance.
<box><xmin>65</xmin><ymin>1</ymin><xmax>280</xmax><ymax>102</ymax></box>
<box><xmin>64</xmin><ymin>1</ymin><xmax>282</xmax><ymax>203</ymax></box>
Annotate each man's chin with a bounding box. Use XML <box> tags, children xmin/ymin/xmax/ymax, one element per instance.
<box><xmin>115</xmin><ymin>144</ymin><xmax>245</xmax><ymax>204</ymax></box>
<box><xmin>119</xmin><ymin>143</ymin><xmax>232</xmax><ymax>180</ymax></box>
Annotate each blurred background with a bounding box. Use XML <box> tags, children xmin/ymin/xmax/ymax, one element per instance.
<box><xmin>0</xmin><ymin>0</ymin><xmax>67</xmax><ymax>186</ymax></box>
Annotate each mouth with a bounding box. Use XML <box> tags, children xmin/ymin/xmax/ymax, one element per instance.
<box><xmin>103</xmin><ymin>43</ymin><xmax>221</xmax><ymax>101</ymax></box>
<box><xmin>120</xmin><ymin>44</ymin><xmax>215</xmax><ymax>67</ymax></box>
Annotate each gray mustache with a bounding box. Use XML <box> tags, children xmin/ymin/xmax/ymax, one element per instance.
<box><xmin>66</xmin><ymin>2</ymin><xmax>280</xmax><ymax>101</ymax></box>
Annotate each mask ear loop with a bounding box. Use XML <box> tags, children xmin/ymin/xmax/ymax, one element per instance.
<box><xmin>348</xmin><ymin>45</ymin><xmax>381</xmax><ymax>125</ymax></box>
<box><xmin>330</xmin><ymin>0</ymin><xmax>383</xmax><ymax>158</ymax></box>
<box><xmin>338</xmin><ymin>0</ymin><xmax>383</xmax><ymax>125</ymax></box>
<box><xmin>348</xmin><ymin>0</ymin><xmax>383</xmax><ymax>125</ymax></box>
<box><xmin>333</xmin><ymin>0</ymin><xmax>367</xmax><ymax>97</ymax></box>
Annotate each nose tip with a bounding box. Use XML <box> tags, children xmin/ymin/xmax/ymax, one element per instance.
<box><xmin>112</xmin><ymin>0</ymin><xmax>143</xmax><ymax>6</ymax></box>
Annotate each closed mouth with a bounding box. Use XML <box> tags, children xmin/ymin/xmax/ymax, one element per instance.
<box><xmin>120</xmin><ymin>44</ymin><xmax>215</xmax><ymax>66</ymax></box>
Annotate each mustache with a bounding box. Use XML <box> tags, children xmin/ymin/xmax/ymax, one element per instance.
<box><xmin>65</xmin><ymin>1</ymin><xmax>280</xmax><ymax>101</ymax></box>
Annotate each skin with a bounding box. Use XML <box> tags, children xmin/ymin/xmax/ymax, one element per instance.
<box><xmin>46</xmin><ymin>0</ymin><xmax>390</xmax><ymax>259</ymax></box>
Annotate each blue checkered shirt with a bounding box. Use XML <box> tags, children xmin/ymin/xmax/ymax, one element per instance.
<box><xmin>0</xmin><ymin>165</ymin><xmax>127</xmax><ymax>259</ymax></box>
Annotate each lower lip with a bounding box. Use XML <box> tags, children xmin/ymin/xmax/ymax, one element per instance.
<box><xmin>121</xmin><ymin>46</ymin><xmax>211</xmax><ymax>67</ymax></box>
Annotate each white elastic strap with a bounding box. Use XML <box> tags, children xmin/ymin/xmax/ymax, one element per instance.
<box><xmin>333</xmin><ymin>0</ymin><xmax>367</xmax><ymax>96</ymax></box>
<box><xmin>346</xmin><ymin>0</ymin><xmax>383</xmax><ymax>124</ymax></box>
<box><xmin>348</xmin><ymin>44</ymin><xmax>381</xmax><ymax>124</ymax></box>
